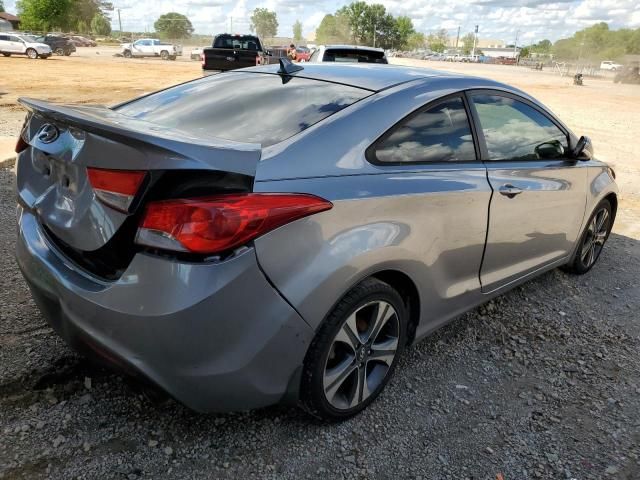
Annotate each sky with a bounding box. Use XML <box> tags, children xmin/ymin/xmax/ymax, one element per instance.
<box><xmin>4</xmin><ymin>0</ymin><xmax>640</xmax><ymax>43</ymax></box>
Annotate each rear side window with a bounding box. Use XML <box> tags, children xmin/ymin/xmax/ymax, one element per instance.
<box><xmin>324</xmin><ymin>49</ymin><xmax>387</xmax><ymax>64</ymax></box>
<box><xmin>471</xmin><ymin>94</ymin><xmax>568</xmax><ymax>161</ymax></box>
<box><xmin>370</xmin><ymin>97</ymin><xmax>476</xmax><ymax>164</ymax></box>
<box><xmin>214</xmin><ymin>35</ymin><xmax>260</xmax><ymax>50</ymax></box>
<box><xmin>116</xmin><ymin>73</ymin><xmax>370</xmax><ymax>147</ymax></box>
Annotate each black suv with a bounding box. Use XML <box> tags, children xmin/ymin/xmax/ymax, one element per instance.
<box><xmin>35</xmin><ymin>35</ymin><xmax>76</xmax><ymax>56</ymax></box>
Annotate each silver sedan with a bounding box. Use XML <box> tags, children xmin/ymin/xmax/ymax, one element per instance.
<box><xmin>15</xmin><ymin>62</ymin><xmax>617</xmax><ymax>420</ymax></box>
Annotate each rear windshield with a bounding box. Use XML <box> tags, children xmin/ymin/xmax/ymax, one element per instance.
<box><xmin>213</xmin><ymin>35</ymin><xmax>260</xmax><ymax>50</ymax></box>
<box><xmin>324</xmin><ymin>49</ymin><xmax>387</xmax><ymax>64</ymax></box>
<box><xmin>116</xmin><ymin>72</ymin><xmax>370</xmax><ymax>147</ymax></box>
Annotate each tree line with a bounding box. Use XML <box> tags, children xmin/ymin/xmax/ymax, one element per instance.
<box><xmin>315</xmin><ymin>1</ymin><xmax>418</xmax><ymax>49</ymax></box>
<box><xmin>16</xmin><ymin>0</ymin><xmax>112</xmax><ymax>35</ymax></box>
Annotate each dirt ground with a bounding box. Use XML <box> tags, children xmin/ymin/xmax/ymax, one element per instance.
<box><xmin>1</xmin><ymin>53</ymin><xmax>639</xmax><ymax>480</ymax></box>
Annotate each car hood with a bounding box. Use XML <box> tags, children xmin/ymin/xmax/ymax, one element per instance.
<box><xmin>26</xmin><ymin>42</ymin><xmax>51</xmax><ymax>49</ymax></box>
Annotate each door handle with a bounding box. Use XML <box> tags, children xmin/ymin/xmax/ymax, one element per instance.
<box><xmin>499</xmin><ymin>184</ymin><xmax>523</xmax><ymax>198</ymax></box>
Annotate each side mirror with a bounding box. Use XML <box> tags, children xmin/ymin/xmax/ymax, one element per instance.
<box><xmin>534</xmin><ymin>140</ymin><xmax>564</xmax><ymax>159</ymax></box>
<box><xmin>572</xmin><ymin>135</ymin><xmax>593</xmax><ymax>161</ymax></box>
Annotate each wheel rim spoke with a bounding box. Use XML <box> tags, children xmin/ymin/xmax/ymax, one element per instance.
<box><xmin>596</xmin><ymin>209</ymin><xmax>609</xmax><ymax>232</ymax></box>
<box><xmin>324</xmin><ymin>360</ymin><xmax>357</xmax><ymax>404</ymax></box>
<box><xmin>366</xmin><ymin>302</ymin><xmax>394</xmax><ymax>343</ymax></box>
<box><xmin>350</xmin><ymin>365</ymin><xmax>370</xmax><ymax>407</ymax></box>
<box><xmin>333</xmin><ymin>313</ymin><xmax>361</xmax><ymax>352</ymax></box>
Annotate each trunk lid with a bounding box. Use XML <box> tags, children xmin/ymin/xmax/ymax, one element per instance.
<box><xmin>16</xmin><ymin>98</ymin><xmax>260</xmax><ymax>253</ymax></box>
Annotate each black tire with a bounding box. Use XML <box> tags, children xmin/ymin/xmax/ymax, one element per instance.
<box><xmin>55</xmin><ymin>47</ymin><xmax>64</xmax><ymax>55</ymax></box>
<box><xmin>123</xmin><ymin>50</ymin><xmax>132</xmax><ymax>58</ymax></box>
<box><xmin>2</xmin><ymin>53</ymin><xmax>10</xmax><ymax>57</ymax></box>
<box><xmin>64</xmin><ymin>50</ymin><xmax>72</xmax><ymax>56</ymax></box>
<box><xmin>160</xmin><ymin>50</ymin><xmax>169</xmax><ymax>60</ymax></box>
<box><xmin>300</xmin><ymin>278</ymin><xmax>407</xmax><ymax>421</ymax></box>
<box><xmin>564</xmin><ymin>199</ymin><xmax>612</xmax><ymax>274</ymax></box>
<box><xmin>26</xmin><ymin>48</ymin><xmax>38</xmax><ymax>59</ymax></box>
<box><xmin>169</xmin><ymin>55</ymin><xmax>176</xmax><ymax>61</ymax></box>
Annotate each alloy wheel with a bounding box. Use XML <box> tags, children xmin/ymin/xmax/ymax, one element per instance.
<box><xmin>323</xmin><ymin>301</ymin><xmax>400</xmax><ymax>410</ymax></box>
<box><xmin>27</xmin><ymin>49</ymin><xmax>37</xmax><ymax>59</ymax></box>
<box><xmin>580</xmin><ymin>207</ymin><xmax>610</xmax><ymax>268</ymax></box>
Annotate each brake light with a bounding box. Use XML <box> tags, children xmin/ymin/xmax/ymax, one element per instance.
<box><xmin>87</xmin><ymin>167</ymin><xmax>146</xmax><ymax>213</ymax></box>
<box><xmin>15</xmin><ymin>136</ymin><xmax>29</xmax><ymax>153</ymax></box>
<box><xmin>136</xmin><ymin>193</ymin><xmax>332</xmax><ymax>254</ymax></box>
<box><xmin>201</xmin><ymin>52</ymin><xmax>205</xmax><ymax>66</ymax></box>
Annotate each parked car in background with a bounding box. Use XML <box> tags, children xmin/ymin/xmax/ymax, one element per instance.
<box><xmin>613</xmin><ymin>64</ymin><xmax>640</xmax><ymax>84</ymax></box>
<box><xmin>600</xmin><ymin>60</ymin><xmax>623</xmax><ymax>71</ymax></box>
<box><xmin>0</xmin><ymin>33</ymin><xmax>51</xmax><ymax>59</ymax></box>
<box><xmin>121</xmin><ymin>38</ymin><xmax>182</xmax><ymax>60</ymax></box>
<box><xmin>14</xmin><ymin>63</ymin><xmax>617</xmax><ymax>420</ymax></box>
<box><xmin>33</xmin><ymin>34</ymin><xmax>76</xmax><ymax>56</ymax></box>
<box><xmin>71</xmin><ymin>35</ymin><xmax>96</xmax><ymax>47</ymax></box>
<box><xmin>296</xmin><ymin>46</ymin><xmax>311</xmax><ymax>62</ymax></box>
<box><xmin>190</xmin><ymin>46</ymin><xmax>207</xmax><ymax>60</ymax></box>
<box><xmin>202</xmin><ymin>33</ymin><xmax>265</xmax><ymax>71</ymax></box>
<box><xmin>308</xmin><ymin>45</ymin><xmax>388</xmax><ymax>63</ymax></box>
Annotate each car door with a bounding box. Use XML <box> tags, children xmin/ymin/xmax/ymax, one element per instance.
<box><xmin>366</xmin><ymin>94</ymin><xmax>492</xmax><ymax>322</ymax></box>
<box><xmin>8</xmin><ymin>35</ymin><xmax>24</xmax><ymax>53</ymax></box>
<box><xmin>131</xmin><ymin>40</ymin><xmax>147</xmax><ymax>56</ymax></box>
<box><xmin>467</xmin><ymin>90</ymin><xmax>588</xmax><ymax>293</ymax></box>
<box><xmin>0</xmin><ymin>34</ymin><xmax>10</xmax><ymax>53</ymax></box>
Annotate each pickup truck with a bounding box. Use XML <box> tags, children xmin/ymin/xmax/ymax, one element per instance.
<box><xmin>202</xmin><ymin>34</ymin><xmax>269</xmax><ymax>72</ymax></box>
<box><xmin>121</xmin><ymin>38</ymin><xmax>182</xmax><ymax>60</ymax></box>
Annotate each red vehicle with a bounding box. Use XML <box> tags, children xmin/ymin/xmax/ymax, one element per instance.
<box><xmin>295</xmin><ymin>46</ymin><xmax>311</xmax><ymax>62</ymax></box>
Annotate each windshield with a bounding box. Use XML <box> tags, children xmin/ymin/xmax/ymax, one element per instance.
<box><xmin>324</xmin><ymin>48</ymin><xmax>387</xmax><ymax>64</ymax></box>
<box><xmin>116</xmin><ymin>72</ymin><xmax>370</xmax><ymax>147</ymax></box>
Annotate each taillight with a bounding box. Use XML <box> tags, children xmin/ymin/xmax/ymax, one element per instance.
<box><xmin>136</xmin><ymin>193</ymin><xmax>332</xmax><ymax>255</ymax></box>
<box><xmin>256</xmin><ymin>55</ymin><xmax>261</xmax><ymax>66</ymax></box>
<box><xmin>15</xmin><ymin>136</ymin><xmax>29</xmax><ymax>154</ymax></box>
<box><xmin>15</xmin><ymin>120</ymin><xmax>29</xmax><ymax>153</ymax></box>
<box><xmin>200</xmin><ymin>52</ymin><xmax>205</xmax><ymax>66</ymax></box>
<box><xmin>87</xmin><ymin>167</ymin><xmax>146</xmax><ymax>213</ymax></box>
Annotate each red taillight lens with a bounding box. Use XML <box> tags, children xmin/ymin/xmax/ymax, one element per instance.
<box><xmin>200</xmin><ymin>52</ymin><xmax>205</xmax><ymax>66</ymax></box>
<box><xmin>15</xmin><ymin>136</ymin><xmax>29</xmax><ymax>154</ymax></box>
<box><xmin>87</xmin><ymin>167</ymin><xmax>146</xmax><ymax>212</ymax></box>
<box><xmin>136</xmin><ymin>193</ymin><xmax>333</xmax><ymax>254</ymax></box>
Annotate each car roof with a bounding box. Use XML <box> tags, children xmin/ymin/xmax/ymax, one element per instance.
<box><xmin>240</xmin><ymin>63</ymin><xmax>495</xmax><ymax>92</ymax></box>
<box><xmin>321</xmin><ymin>44</ymin><xmax>385</xmax><ymax>52</ymax></box>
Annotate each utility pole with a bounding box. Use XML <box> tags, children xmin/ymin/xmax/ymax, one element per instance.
<box><xmin>514</xmin><ymin>30</ymin><xmax>519</xmax><ymax>58</ymax></box>
<box><xmin>117</xmin><ymin>8</ymin><xmax>122</xmax><ymax>33</ymax></box>
<box><xmin>455</xmin><ymin>26</ymin><xmax>460</xmax><ymax>49</ymax></box>
<box><xmin>471</xmin><ymin>24</ymin><xmax>478</xmax><ymax>57</ymax></box>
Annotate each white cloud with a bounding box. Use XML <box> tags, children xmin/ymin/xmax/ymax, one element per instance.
<box><xmin>3</xmin><ymin>0</ymin><xmax>639</xmax><ymax>41</ymax></box>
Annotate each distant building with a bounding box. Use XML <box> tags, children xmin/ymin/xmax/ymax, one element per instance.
<box><xmin>447</xmin><ymin>36</ymin><xmax>507</xmax><ymax>49</ymax></box>
<box><xmin>0</xmin><ymin>12</ymin><xmax>20</xmax><ymax>31</ymax></box>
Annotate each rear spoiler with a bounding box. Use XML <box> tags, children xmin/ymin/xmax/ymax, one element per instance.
<box><xmin>18</xmin><ymin>98</ymin><xmax>262</xmax><ymax>177</ymax></box>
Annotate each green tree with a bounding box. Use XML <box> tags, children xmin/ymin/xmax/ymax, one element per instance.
<box><xmin>427</xmin><ymin>28</ymin><xmax>448</xmax><ymax>53</ymax></box>
<box><xmin>0</xmin><ymin>1</ymin><xmax>5</xmax><ymax>12</ymax></box>
<box><xmin>406</xmin><ymin>32</ymin><xmax>425</xmax><ymax>50</ymax></box>
<box><xmin>395</xmin><ymin>16</ymin><xmax>414</xmax><ymax>47</ymax></box>
<box><xmin>17</xmin><ymin>0</ymin><xmax>72</xmax><ymax>31</ymax></box>
<box><xmin>154</xmin><ymin>12</ymin><xmax>193</xmax><ymax>39</ymax></box>
<box><xmin>293</xmin><ymin>19</ymin><xmax>302</xmax><ymax>43</ymax></box>
<box><xmin>461</xmin><ymin>32</ymin><xmax>475</xmax><ymax>54</ymax></box>
<box><xmin>76</xmin><ymin>18</ymin><xmax>88</xmax><ymax>33</ymax></box>
<box><xmin>250</xmin><ymin>8</ymin><xmax>278</xmax><ymax>39</ymax></box>
<box><xmin>315</xmin><ymin>14</ymin><xmax>351</xmax><ymax>44</ymax></box>
<box><xmin>91</xmin><ymin>13</ymin><xmax>110</xmax><ymax>35</ymax></box>
<box><xmin>337</xmin><ymin>1</ymin><xmax>368</xmax><ymax>44</ymax></box>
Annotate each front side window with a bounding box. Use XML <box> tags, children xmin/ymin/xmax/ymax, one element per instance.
<box><xmin>371</xmin><ymin>97</ymin><xmax>476</xmax><ymax>164</ymax></box>
<box><xmin>471</xmin><ymin>94</ymin><xmax>568</xmax><ymax>161</ymax></box>
<box><xmin>116</xmin><ymin>72</ymin><xmax>370</xmax><ymax>147</ymax></box>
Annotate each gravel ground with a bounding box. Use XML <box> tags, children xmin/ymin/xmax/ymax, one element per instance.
<box><xmin>1</xmin><ymin>166</ymin><xmax>639</xmax><ymax>480</ymax></box>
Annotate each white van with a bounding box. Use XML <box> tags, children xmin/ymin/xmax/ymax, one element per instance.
<box><xmin>0</xmin><ymin>33</ymin><xmax>52</xmax><ymax>59</ymax></box>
